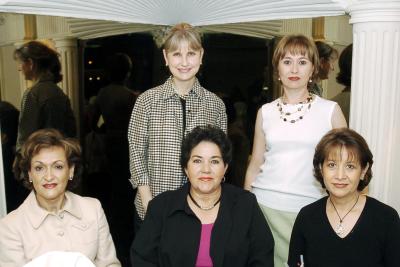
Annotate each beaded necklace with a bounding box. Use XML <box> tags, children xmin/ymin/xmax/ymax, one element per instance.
<box><xmin>277</xmin><ymin>93</ymin><xmax>314</xmax><ymax>123</ymax></box>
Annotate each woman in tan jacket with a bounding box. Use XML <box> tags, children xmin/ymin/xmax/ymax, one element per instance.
<box><xmin>0</xmin><ymin>129</ymin><xmax>120</xmax><ymax>267</ymax></box>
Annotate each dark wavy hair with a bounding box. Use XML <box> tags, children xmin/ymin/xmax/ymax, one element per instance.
<box><xmin>180</xmin><ymin>125</ymin><xmax>232</xmax><ymax>169</ymax></box>
<box><xmin>313</xmin><ymin>128</ymin><xmax>373</xmax><ymax>192</ymax></box>
<box><xmin>14</xmin><ymin>41</ymin><xmax>63</xmax><ymax>83</ymax></box>
<box><xmin>13</xmin><ymin>128</ymin><xmax>82</xmax><ymax>190</ymax></box>
<box><xmin>336</xmin><ymin>44</ymin><xmax>353</xmax><ymax>87</ymax></box>
<box><xmin>315</xmin><ymin>41</ymin><xmax>338</xmax><ymax>61</ymax></box>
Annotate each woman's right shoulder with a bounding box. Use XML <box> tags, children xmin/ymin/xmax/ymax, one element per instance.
<box><xmin>135</xmin><ymin>85</ymin><xmax>164</xmax><ymax>105</ymax></box>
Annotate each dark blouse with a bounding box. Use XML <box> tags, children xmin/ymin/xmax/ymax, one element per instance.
<box><xmin>131</xmin><ymin>183</ymin><xmax>274</xmax><ymax>267</ymax></box>
<box><xmin>288</xmin><ymin>196</ymin><xmax>400</xmax><ymax>267</ymax></box>
<box><xmin>17</xmin><ymin>77</ymin><xmax>76</xmax><ymax>150</ymax></box>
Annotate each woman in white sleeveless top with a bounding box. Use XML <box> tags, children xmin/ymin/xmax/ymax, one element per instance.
<box><xmin>244</xmin><ymin>35</ymin><xmax>347</xmax><ymax>267</ymax></box>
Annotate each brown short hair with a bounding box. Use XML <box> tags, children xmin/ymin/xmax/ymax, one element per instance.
<box><xmin>14</xmin><ymin>41</ymin><xmax>62</xmax><ymax>83</ymax></box>
<box><xmin>13</xmin><ymin>128</ymin><xmax>82</xmax><ymax>190</ymax></box>
<box><xmin>163</xmin><ymin>23</ymin><xmax>202</xmax><ymax>52</ymax></box>
<box><xmin>313</xmin><ymin>128</ymin><xmax>373</xmax><ymax>191</ymax></box>
<box><xmin>272</xmin><ymin>34</ymin><xmax>319</xmax><ymax>82</ymax></box>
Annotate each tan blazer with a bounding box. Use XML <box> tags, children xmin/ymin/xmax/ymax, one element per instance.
<box><xmin>0</xmin><ymin>191</ymin><xmax>121</xmax><ymax>267</ymax></box>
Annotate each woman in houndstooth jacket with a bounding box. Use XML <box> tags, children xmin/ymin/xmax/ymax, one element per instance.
<box><xmin>128</xmin><ymin>23</ymin><xmax>227</xmax><ymax>227</ymax></box>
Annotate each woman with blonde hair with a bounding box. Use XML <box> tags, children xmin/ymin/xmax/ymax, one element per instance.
<box><xmin>128</xmin><ymin>23</ymin><xmax>227</xmax><ymax>228</ymax></box>
<box><xmin>245</xmin><ymin>34</ymin><xmax>346</xmax><ymax>267</ymax></box>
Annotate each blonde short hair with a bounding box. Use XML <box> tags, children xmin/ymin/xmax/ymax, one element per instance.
<box><xmin>163</xmin><ymin>23</ymin><xmax>202</xmax><ymax>52</ymax></box>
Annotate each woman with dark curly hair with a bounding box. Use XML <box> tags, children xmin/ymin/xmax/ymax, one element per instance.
<box><xmin>14</xmin><ymin>41</ymin><xmax>76</xmax><ymax>150</ymax></box>
<box><xmin>132</xmin><ymin>125</ymin><xmax>274</xmax><ymax>267</ymax></box>
<box><xmin>0</xmin><ymin>129</ymin><xmax>120</xmax><ymax>267</ymax></box>
<box><xmin>288</xmin><ymin>128</ymin><xmax>400</xmax><ymax>267</ymax></box>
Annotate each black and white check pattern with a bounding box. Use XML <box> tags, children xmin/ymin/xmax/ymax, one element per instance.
<box><xmin>128</xmin><ymin>77</ymin><xmax>227</xmax><ymax>219</ymax></box>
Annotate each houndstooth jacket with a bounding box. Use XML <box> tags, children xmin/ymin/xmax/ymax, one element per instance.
<box><xmin>128</xmin><ymin>77</ymin><xmax>227</xmax><ymax>219</ymax></box>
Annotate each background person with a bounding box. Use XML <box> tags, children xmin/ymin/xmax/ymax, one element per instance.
<box><xmin>309</xmin><ymin>41</ymin><xmax>338</xmax><ymax>96</ymax></box>
<box><xmin>91</xmin><ymin>53</ymin><xmax>137</xmax><ymax>267</ymax></box>
<box><xmin>0</xmin><ymin>129</ymin><xmax>120</xmax><ymax>267</ymax></box>
<box><xmin>244</xmin><ymin>34</ymin><xmax>347</xmax><ymax>267</ymax></box>
<box><xmin>128</xmin><ymin>23</ymin><xmax>227</xmax><ymax>227</ymax></box>
<box><xmin>332</xmin><ymin>44</ymin><xmax>352</xmax><ymax>122</ymax></box>
<box><xmin>14</xmin><ymin>41</ymin><xmax>76</xmax><ymax>151</ymax></box>
<box><xmin>0</xmin><ymin>101</ymin><xmax>30</xmax><ymax>212</ymax></box>
<box><xmin>288</xmin><ymin>128</ymin><xmax>400</xmax><ymax>267</ymax></box>
<box><xmin>131</xmin><ymin>125</ymin><xmax>274</xmax><ymax>267</ymax></box>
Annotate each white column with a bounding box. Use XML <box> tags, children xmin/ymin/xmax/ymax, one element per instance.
<box><xmin>348</xmin><ymin>1</ymin><xmax>400</xmax><ymax>212</ymax></box>
<box><xmin>53</xmin><ymin>37</ymin><xmax>80</xmax><ymax>134</ymax></box>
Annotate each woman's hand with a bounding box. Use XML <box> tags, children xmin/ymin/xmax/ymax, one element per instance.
<box><xmin>138</xmin><ymin>185</ymin><xmax>152</xmax><ymax>213</ymax></box>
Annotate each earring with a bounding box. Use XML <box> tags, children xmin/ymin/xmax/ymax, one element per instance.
<box><xmin>309</xmin><ymin>78</ymin><xmax>313</xmax><ymax>83</ymax></box>
<box><xmin>278</xmin><ymin>77</ymin><xmax>281</xmax><ymax>81</ymax></box>
<box><xmin>222</xmin><ymin>176</ymin><xmax>226</xmax><ymax>183</ymax></box>
<box><xmin>69</xmin><ymin>176</ymin><xmax>73</xmax><ymax>181</ymax></box>
<box><xmin>29</xmin><ymin>179</ymin><xmax>32</xmax><ymax>183</ymax></box>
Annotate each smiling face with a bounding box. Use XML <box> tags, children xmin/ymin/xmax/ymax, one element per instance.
<box><xmin>322</xmin><ymin>146</ymin><xmax>368</xmax><ymax>201</ymax></box>
<box><xmin>185</xmin><ymin>141</ymin><xmax>228</xmax><ymax>195</ymax></box>
<box><xmin>28</xmin><ymin>146</ymin><xmax>74</xmax><ymax>211</ymax></box>
<box><xmin>278</xmin><ymin>52</ymin><xmax>314</xmax><ymax>91</ymax></box>
<box><xmin>163</xmin><ymin>40</ymin><xmax>203</xmax><ymax>84</ymax></box>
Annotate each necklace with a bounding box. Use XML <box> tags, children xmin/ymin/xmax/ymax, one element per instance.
<box><xmin>329</xmin><ymin>194</ymin><xmax>360</xmax><ymax>236</ymax></box>
<box><xmin>188</xmin><ymin>191</ymin><xmax>221</xmax><ymax>211</ymax></box>
<box><xmin>277</xmin><ymin>93</ymin><xmax>314</xmax><ymax>123</ymax></box>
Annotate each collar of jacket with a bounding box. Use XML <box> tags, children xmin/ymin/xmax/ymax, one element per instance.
<box><xmin>25</xmin><ymin>191</ymin><xmax>83</xmax><ymax>229</ymax></box>
<box><xmin>167</xmin><ymin>182</ymin><xmax>237</xmax><ymax>267</ymax></box>
<box><xmin>161</xmin><ymin>76</ymin><xmax>205</xmax><ymax>100</ymax></box>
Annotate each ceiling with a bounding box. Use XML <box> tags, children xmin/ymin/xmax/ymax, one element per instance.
<box><xmin>0</xmin><ymin>0</ymin><xmax>349</xmax><ymax>40</ymax></box>
<box><xmin>0</xmin><ymin>0</ymin><xmax>347</xmax><ymax>26</ymax></box>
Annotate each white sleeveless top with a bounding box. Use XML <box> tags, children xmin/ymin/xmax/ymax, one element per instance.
<box><xmin>252</xmin><ymin>96</ymin><xmax>336</xmax><ymax>212</ymax></box>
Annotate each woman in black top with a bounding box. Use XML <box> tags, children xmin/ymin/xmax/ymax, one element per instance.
<box><xmin>288</xmin><ymin>128</ymin><xmax>400</xmax><ymax>267</ymax></box>
<box><xmin>14</xmin><ymin>41</ymin><xmax>76</xmax><ymax>150</ymax></box>
<box><xmin>131</xmin><ymin>125</ymin><xmax>274</xmax><ymax>267</ymax></box>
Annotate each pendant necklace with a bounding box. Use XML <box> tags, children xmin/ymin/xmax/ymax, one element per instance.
<box><xmin>329</xmin><ymin>194</ymin><xmax>360</xmax><ymax>236</ymax></box>
<box><xmin>188</xmin><ymin>191</ymin><xmax>221</xmax><ymax>211</ymax></box>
